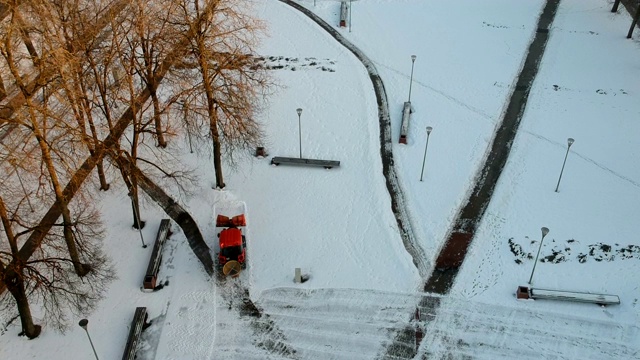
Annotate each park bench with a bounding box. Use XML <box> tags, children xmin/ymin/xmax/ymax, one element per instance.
<box><xmin>271</xmin><ymin>156</ymin><xmax>340</xmax><ymax>169</ymax></box>
<box><xmin>122</xmin><ymin>307</ymin><xmax>150</xmax><ymax>360</ymax></box>
<box><xmin>339</xmin><ymin>1</ymin><xmax>348</xmax><ymax>27</ymax></box>
<box><xmin>399</xmin><ymin>101</ymin><xmax>411</xmax><ymax>144</ymax></box>
<box><xmin>516</xmin><ymin>286</ymin><xmax>620</xmax><ymax>306</ymax></box>
<box><xmin>143</xmin><ymin>219</ymin><xmax>171</xmax><ymax>290</ymax></box>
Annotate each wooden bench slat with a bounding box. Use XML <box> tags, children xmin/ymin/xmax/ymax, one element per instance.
<box><xmin>399</xmin><ymin>101</ymin><xmax>411</xmax><ymax>144</ymax></box>
<box><xmin>270</xmin><ymin>156</ymin><xmax>340</xmax><ymax>168</ymax></box>
<box><xmin>531</xmin><ymin>288</ymin><xmax>620</xmax><ymax>305</ymax></box>
<box><xmin>122</xmin><ymin>307</ymin><xmax>148</xmax><ymax>360</ymax></box>
<box><xmin>339</xmin><ymin>1</ymin><xmax>349</xmax><ymax>27</ymax></box>
<box><xmin>143</xmin><ymin>219</ymin><xmax>171</xmax><ymax>289</ymax></box>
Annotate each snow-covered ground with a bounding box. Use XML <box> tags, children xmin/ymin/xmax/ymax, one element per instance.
<box><xmin>2</xmin><ymin>0</ymin><xmax>640</xmax><ymax>359</ymax></box>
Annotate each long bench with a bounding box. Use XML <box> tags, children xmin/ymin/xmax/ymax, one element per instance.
<box><xmin>517</xmin><ymin>286</ymin><xmax>620</xmax><ymax>306</ymax></box>
<box><xmin>271</xmin><ymin>156</ymin><xmax>340</xmax><ymax>169</ymax></box>
<box><xmin>122</xmin><ymin>307</ymin><xmax>150</xmax><ymax>360</ymax></box>
<box><xmin>399</xmin><ymin>101</ymin><xmax>411</xmax><ymax>144</ymax></box>
<box><xmin>339</xmin><ymin>1</ymin><xmax>348</xmax><ymax>27</ymax></box>
<box><xmin>143</xmin><ymin>219</ymin><xmax>171</xmax><ymax>290</ymax></box>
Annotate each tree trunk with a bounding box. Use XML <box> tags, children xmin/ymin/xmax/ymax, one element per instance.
<box><xmin>121</xmin><ymin>156</ymin><xmax>215</xmax><ymax>275</ymax></box>
<box><xmin>97</xmin><ymin>158</ymin><xmax>109</xmax><ymax>191</ymax></box>
<box><xmin>61</xmin><ymin>205</ymin><xmax>90</xmax><ymax>276</ymax></box>
<box><xmin>612</xmin><ymin>0</ymin><xmax>621</xmax><ymax>12</ymax></box>
<box><xmin>34</xmin><ymin>131</ymin><xmax>89</xmax><ymax>277</ymax></box>
<box><xmin>0</xmin><ymin>73</ymin><xmax>6</xmax><ymax>101</ymax></box>
<box><xmin>151</xmin><ymin>90</ymin><xmax>167</xmax><ymax>148</ymax></box>
<box><xmin>209</xmin><ymin>120</ymin><xmax>225</xmax><ymax>189</ymax></box>
<box><xmin>16</xmin><ymin>16</ymin><xmax>39</xmax><ymax>63</ymax></box>
<box><xmin>77</xmin><ymin>68</ymin><xmax>110</xmax><ymax>191</ymax></box>
<box><xmin>5</xmin><ymin>275</ymin><xmax>41</xmax><ymax>339</ymax></box>
<box><xmin>628</xmin><ymin>7</ymin><xmax>640</xmax><ymax>39</ymax></box>
<box><xmin>109</xmin><ymin>149</ymin><xmax>144</xmax><ymax>229</ymax></box>
<box><xmin>0</xmin><ymin>197</ymin><xmax>41</xmax><ymax>338</ymax></box>
<box><xmin>203</xmin><ymin>73</ymin><xmax>224</xmax><ymax>188</ymax></box>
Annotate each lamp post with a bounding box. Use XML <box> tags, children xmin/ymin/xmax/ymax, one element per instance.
<box><xmin>419</xmin><ymin>126</ymin><xmax>433</xmax><ymax>181</ymax></box>
<box><xmin>349</xmin><ymin>0</ymin><xmax>352</xmax><ymax>33</ymax></box>
<box><xmin>554</xmin><ymin>138</ymin><xmax>575</xmax><ymax>193</ymax></box>
<box><xmin>130</xmin><ymin>193</ymin><xmax>147</xmax><ymax>248</ymax></box>
<box><xmin>408</xmin><ymin>55</ymin><xmax>417</xmax><ymax>103</ymax></box>
<box><xmin>296</xmin><ymin>108</ymin><xmax>303</xmax><ymax>158</ymax></box>
<box><xmin>528</xmin><ymin>227</ymin><xmax>550</xmax><ymax>285</ymax></box>
<box><xmin>78</xmin><ymin>319</ymin><xmax>99</xmax><ymax>360</ymax></box>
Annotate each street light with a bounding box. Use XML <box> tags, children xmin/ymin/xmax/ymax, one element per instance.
<box><xmin>554</xmin><ymin>138</ymin><xmax>575</xmax><ymax>192</ymax></box>
<box><xmin>78</xmin><ymin>319</ymin><xmax>100</xmax><ymax>360</ymax></box>
<box><xmin>129</xmin><ymin>193</ymin><xmax>147</xmax><ymax>248</ymax></box>
<box><xmin>419</xmin><ymin>126</ymin><xmax>433</xmax><ymax>181</ymax></box>
<box><xmin>408</xmin><ymin>55</ymin><xmax>417</xmax><ymax>103</ymax></box>
<box><xmin>349</xmin><ymin>0</ymin><xmax>352</xmax><ymax>33</ymax></box>
<box><xmin>296</xmin><ymin>108</ymin><xmax>303</xmax><ymax>158</ymax></box>
<box><xmin>528</xmin><ymin>227</ymin><xmax>550</xmax><ymax>285</ymax></box>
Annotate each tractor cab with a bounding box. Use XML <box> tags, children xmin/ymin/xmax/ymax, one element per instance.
<box><xmin>218</xmin><ymin>227</ymin><xmax>246</xmax><ymax>268</ymax></box>
<box><xmin>216</xmin><ymin>214</ymin><xmax>247</xmax><ymax>270</ymax></box>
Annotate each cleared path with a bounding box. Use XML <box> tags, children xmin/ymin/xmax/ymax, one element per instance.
<box><xmin>424</xmin><ymin>0</ymin><xmax>562</xmax><ymax>294</ymax></box>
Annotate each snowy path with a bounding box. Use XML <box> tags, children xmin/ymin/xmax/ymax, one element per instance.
<box><xmin>255</xmin><ymin>287</ymin><xmax>640</xmax><ymax>360</ymax></box>
<box><xmin>258</xmin><ymin>288</ymin><xmax>427</xmax><ymax>360</ymax></box>
<box><xmin>425</xmin><ymin>0</ymin><xmax>561</xmax><ymax>292</ymax></box>
<box><xmin>420</xmin><ymin>297</ymin><xmax>640</xmax><ymax>359</ymax></box>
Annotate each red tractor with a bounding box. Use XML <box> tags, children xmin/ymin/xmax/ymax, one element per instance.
<box><xmin>216</xmin><ymin>214</ymin><xmax>247</xmax><ymax>270</ymax></box>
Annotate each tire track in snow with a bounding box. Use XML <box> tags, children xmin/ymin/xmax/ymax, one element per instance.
<box><xmin>258</xmin><ymin>287</ymin><xmax>437</xmax><ymax>360</ymax></box>
<box><xmin>256</xmin><ymin>288</ymin><xmax>639</xmax><ymax>360</ymax></box>
<box><xmin>161</xmin><ymin>291</ymin><xmax>218</xmax><ymax>359</ymax></box>
<box><xmin>418</xmin><ymin>297</ymin><xmax>640</xmax><ymax>359</ymax></box>
<box><xmin>212</xmin><ymin>271</ymin><xmax>299</xmax><ymax>359</ymax></box>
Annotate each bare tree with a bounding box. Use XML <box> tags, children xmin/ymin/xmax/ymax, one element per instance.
<box><xmin>0</xmin><ymin>0</ymin><xmax>129</xmax><ymax>123</ymax></box>
<box><xmin>128</xmin><ymin>0</ymin><xmax>182</xmax><ymax>148</ymax></box>
<box><xmin>50</xmin><ymin>0</ymin><xmax>113</xmax><ymax>191</ymax></box>
<box><xmin>0</xmin><ymin>0</ymin><xmax>269</xmax><ymax>338</ymax></box>
<box><xmin>0</xmin><ymin>10</ymin><xmax>92</xmax><ymax>276</ymax></box>
<box><xmin>109</xmin><ymin>11</ymin><xmax>153</xmax><ymax>229</ymax></box>
<box><xmin>173</xmin><ymin>0</ymin><xmax>272</xmax><ymax>189</ymax></box>
<box><xmin>107</xmin><ymin>0</ymin><xmax>195</xmax><ymax>227</ymax></box>
<box><xmin>0</xmin><ymin>192</ymin><xmax>115</xmax><ymax>337</ymax></box>
<box><xmin>0</xmin><ymin>196</ymin><xmax>41</xmax><ymax>339</ymax></box>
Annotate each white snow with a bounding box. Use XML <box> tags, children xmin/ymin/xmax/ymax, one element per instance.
<box><xmin>1</xmin><ymin>0</ymin><xmax>639</xmax><ymax>359</ymax></box>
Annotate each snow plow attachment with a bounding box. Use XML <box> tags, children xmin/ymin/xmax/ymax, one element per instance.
<box><xmin>216</xmin><ymin>214</ymin><xmax>246</xmax><ymax>227</ymax></box>
<box><xmin>222</xmin><ymin>260</ymin><xmax>242</xmax><ymax>277</ymax></box>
